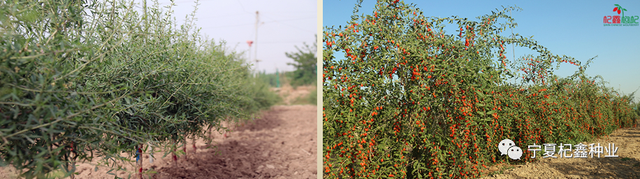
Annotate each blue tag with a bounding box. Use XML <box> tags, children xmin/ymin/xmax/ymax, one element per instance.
<box><xmin>136</xmin><ymin>149</ymin><xmax>140</xmax><ymax>162</ymax></box>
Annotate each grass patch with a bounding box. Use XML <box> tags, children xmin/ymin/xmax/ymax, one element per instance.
<box><xmin>291</xmin><ymin>95</ymin><xmax>311</xmax><ymax>105</ymax></box>
<box><xmin>307</xmin><ymin>87</ymin><xmax>317</xmax><ymax>105</ymax></box>
<box><xmin>289</xmin><ymin>86</ymin><xmax>317</xmax><ymax>105</ymax></box>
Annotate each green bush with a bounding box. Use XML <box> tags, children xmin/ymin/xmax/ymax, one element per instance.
<box><xmin>258</xmin><ymin>72</ymin><xmax>281</xmax><ymax>87</ymax></box>
<box><xmin>286</xmin><ymin>40</ymin><xmax>317</xmax><ymax>88</ymax></box>
<box><xmin>0</xmin><ymin>0</ymin><xmax>278</xmax><ymax>178</ymax></box>
<box><xmin>308</xmin><ymin>87</ymin><xmax>317</xmax><ymax>105</ymax></box>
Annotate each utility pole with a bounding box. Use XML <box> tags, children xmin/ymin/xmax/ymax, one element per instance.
<box><xmin>247</xmin><ymin>40</ymin><xmax>252</xmax><ymax>66</ymax></box>
<box><xmin>254</xmin><ymin>11</ymin><xmax>260</xmax><ymax>77</ymax></box>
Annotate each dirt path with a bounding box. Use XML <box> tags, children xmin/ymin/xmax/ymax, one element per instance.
<box><xmin>151</xmin><ymin>105</ymin><xmax>318</xmax><ymax>179</ymax></box>
<box><xmin>276</xmin><ymin>85</ymin><xmax>314</xmax><ymax>105</ymax></box>
<box><xmin>482</xmin><ymin>125</ymin><xmax>640</xmax><ymax>179</ymax></box>
<box><xmin>1</xmin><ymin>105</ymin><xmax>317</xmax><ymax>179</ymax></box>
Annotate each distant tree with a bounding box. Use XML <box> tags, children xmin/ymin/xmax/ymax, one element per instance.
<box><xmin>286</xmin><ymin>36</ymin><xmax>317</xmax><ymax>87</ymax></box>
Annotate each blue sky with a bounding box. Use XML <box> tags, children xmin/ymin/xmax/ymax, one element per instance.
<box><xmin>324</xmin><ymin>0</ymin><xmax>640</xmax><ymax>102</ymax></box>
<box><xmin>154</xmin><ymin>0</ymin><xmax>316</xmax><ymax>73</ymax></box>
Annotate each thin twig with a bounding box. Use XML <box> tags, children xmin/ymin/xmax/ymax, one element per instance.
<box><xmin>300</xmin><ymin>148</ymin><xmax>311</xmax><ymax>156</ymax></box>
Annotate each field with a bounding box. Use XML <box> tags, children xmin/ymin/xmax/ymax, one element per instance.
<box><xmin>0</xmin><ymin>0</ymin><xmax>315</xmax><ymax>178</ymax></box>
<box><xmin>1</xmin><ymin>85</ymin><xmax>317</xmax><ymax>179</ymax></box>
<box><xmin>2</xmin><ymin>105</ymin><xmax>318</xmax><ymax>179</ymax></box>
<box><xmin>321</xmin><ymin>0</ymin><xmax>639</xmax><ymax>178</ymax></box>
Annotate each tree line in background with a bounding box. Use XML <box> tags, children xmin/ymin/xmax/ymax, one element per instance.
<box><xmin>258</xmin><ymin>40</ymin><xmax>317</xmax><ymax>90</ymax></box>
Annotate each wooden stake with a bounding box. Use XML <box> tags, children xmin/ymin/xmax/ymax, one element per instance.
<box><xmin>149</xmin><ymin>142</ymin><xmax>154</xmax><ymax>163</ymax></box>
<box><xmin>172</xmin><ymin>140</ymin><xmax>177</xmax><ymax>166</ymax></box>
<box><xmin>69</xmin><ymin>141</ymin><xmax>76</xmax><ymax>179</ymax></box>
<box><xmin>182</xmin><ymin>140</ymin><xmax>187</xmax><ymax>161</ymax></box>
<box><xmin>192</xmin><ymin>136</ymin><xmax>197</xmax><ymax>153</ymax></box>
<box><xmin>137</xmin><ymin>144</ymin><xmax>143</xmax><ymax>179</ymax></box>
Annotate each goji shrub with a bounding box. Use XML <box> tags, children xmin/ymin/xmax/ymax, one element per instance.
<box><xmin>0</xmin><ymin>0</ymin><xmax>280</xmax><ymax>178</ymax></box>
<box><xmin>322</xmin><ymin>0</ymin><xmax>638</xmax><ymax>178</ymax></box>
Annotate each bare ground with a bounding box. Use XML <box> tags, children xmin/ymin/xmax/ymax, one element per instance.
<box><xmin>150</xmin><ymin>105</ymin><xmax>317</xmax><ymax>179</ymax></box>
<box><xmin>275</xmin><ymin>84</ymin><xmax>314</xmax><ymax>105</ymax></box>
<box><xmin>1</xmin><ymin>105</ymin><xmax>317</xmax><ymax>179</ymax></box>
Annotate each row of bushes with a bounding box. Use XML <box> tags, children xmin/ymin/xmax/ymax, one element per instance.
<box><xmin>0</xmin><ymin>0</ymin><xmax>279</xmax><ymax>178</ymax></box>
<box><xmin>322</xmin><ymin>0</ymin><xmax>637</xmax><ymax>178</ymax></box>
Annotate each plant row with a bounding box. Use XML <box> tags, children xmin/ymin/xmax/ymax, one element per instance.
<box><xmin>322</xmin><ymin>0</ymin><xmax>638</xmax><ymax>178</ymax></box>
<box><xmin>0</xmin><ymin>0</ymin><xmax>279</xmax><ymax>178</ymax></box>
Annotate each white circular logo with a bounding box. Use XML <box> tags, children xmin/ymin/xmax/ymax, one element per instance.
<box><xmin>507</xmin><ymin>146</ymin><xmax>523</xmax><ymax>160</ymax></box>
<box><xmin>498</xmin><ymin>139</ymin><xmax>515</xmax><ymax>155</ymax></box>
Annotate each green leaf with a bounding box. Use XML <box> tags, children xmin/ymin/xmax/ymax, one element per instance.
<box><xmin>475</xmin><ymin>90</ymin><xmax>486</xmax><ymax>98</ymax></box>
<box><xmin>621</xmin><ymin>157</ymin><xmax>631</xmax><ymax>161</ymax></box>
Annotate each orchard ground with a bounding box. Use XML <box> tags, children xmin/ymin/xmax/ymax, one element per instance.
<box><xmin>277</xmin><ymin>85</ymin><xmax>315</xmax><ymax>106</ymax></box>
<box><xmin>481</xmin><ymin>118</ymin><xmax>640</xmax><ymax>179</ymax></box>
<box><xmin>0</xmin><ymin>85</ymin><xmax>317</xmax><ymax>179</ymax></box>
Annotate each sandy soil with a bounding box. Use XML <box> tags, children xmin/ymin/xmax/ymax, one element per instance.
<box><xmin>1</xmin><ymin>104</ymin><xmax>317</xmax><ymax>179</ymax></box>
<box><xmin>482</xmin><ymin>124</ymin><xmax>640</xmax><ymax>179</ymax></box>
<box><xmin>150</xmin><ymin>105</ymin><xmax>317</xmax><ymax>179</ymax></box>
<box><xmin>275</xmin><ymin>85</ymin><xmax>314</xmax><ymax>105</ymax></box>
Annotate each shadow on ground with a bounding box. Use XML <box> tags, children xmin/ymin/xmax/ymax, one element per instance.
<box><xmin>155</xmin><ymin>112</ymin><xmax>282</xmax><ymax>179</ymax></box>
